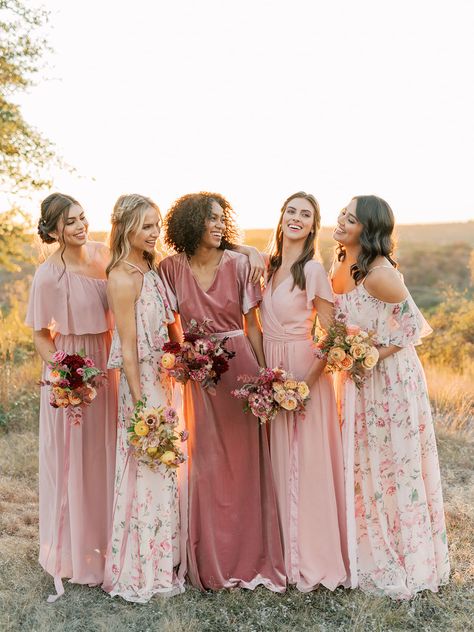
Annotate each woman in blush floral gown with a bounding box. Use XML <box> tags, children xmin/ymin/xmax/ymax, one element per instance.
<box><xmin>331</xmin><ymin>195</ymin><xmax>450</xmax><ymax>599</ymax></box>
<box><xmin>26</xmin><ymin>193</ymin><xmax>117</xmax><ymax>601</ymax></box>
<box><xmin>102</xmin><ymin>194</ymin><xmax>183</xmax><ymax>602</ymax></box>
<box><xmin>260</xmin><ymin>192</ymin><xmax>348</xmax><ymax>591</ymax></box>
<box><xmin>159</xmin><ymin>192</ymin><xmax>285</xmax><ymax>592</ymax></box>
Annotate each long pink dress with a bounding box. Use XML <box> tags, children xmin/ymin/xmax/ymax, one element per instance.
<box><xmin>26</xmin><ymin>261</ymin><xmax>118</xmax><ymax>599</ymax></box>
<box><xmin>260</xmin><ymin>260</ymin><xmax>349</xmax><ymax>591</ymax></box>
<box><xmin>159</xmin><ymin>250</ymin><xmax>286</xmax><ymax>591</ymax></box>
<box><xmin>333</xmin><ymin>270</ymin><xmax>450</xmax><ymax>598</ymax></box>
<box><xmin>102</xmin><ymin>266</ymin><xmax>183</xmax><ymax>602</ymax></box>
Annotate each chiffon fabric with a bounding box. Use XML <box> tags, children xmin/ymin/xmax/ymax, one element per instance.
<box><xmin>333</xmin><ymin>269</ymin><xmax>450</xmax><ymax>599</ymax></box>
<box><xmin>26</xmin><ymin>261</ymin><xmax>118</xmax><ymax>600</ymax></box>
<box><xmin>159</xmin><ymin>250</ymin><xmax>286</xmax><ymax>592</ymax></box>
<box><xmin>102</xmin><ymin>266</ymin><xmax>184</xmax><ymax>602</ymax></box>
<box><xmin>260</xmin><ymin>260</ymin><xmax>349</xmax><ymax>591</ymax></box>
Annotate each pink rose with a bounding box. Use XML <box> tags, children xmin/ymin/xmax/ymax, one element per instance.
<box><xmin>52</xmin><ymin>350</ymin><xmax>67</xmax><ymax>363</ymax></box>
<box><xmin>84</xmin><ymin>357</ymin><xmax>94</xmax><ymax>367</ymax></box>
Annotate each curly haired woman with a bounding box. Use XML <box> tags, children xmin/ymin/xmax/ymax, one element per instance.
<box><xmin>159</xmin><ymin>191</ymin><xmax>285</xmax><ymax>592</ymax></box>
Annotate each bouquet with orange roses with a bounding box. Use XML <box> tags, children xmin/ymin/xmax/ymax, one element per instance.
<box><xmin>232</xmin><ymin>367</ymin><xmax>310</xmax><ymax>424</ymax></box>
<box><xmin>314</xmin><ymin>314</ymin><xmax>379</xmax><ymax>387</ymax></box>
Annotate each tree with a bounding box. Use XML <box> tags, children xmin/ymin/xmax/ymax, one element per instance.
<box><xmin>0</xmin><ymin>0</ymin><xmax>56</xmax><ymax>193</ymax></box>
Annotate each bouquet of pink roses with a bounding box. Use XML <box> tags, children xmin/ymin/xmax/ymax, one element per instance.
<box><xmin>41</xmin><ymin>350</ymin><xmax>105</xmax><ymax>415</ymax></box>
<box><xmin>127</xmin><ymin>397</ymin><xmax>188</xmax><ymax>470</ymax></box>
<box><xmin>314</xmin><ymin>314</ymin><xmax>379</xmax><ymax>387</ymax></box>
<box><xmin>232</xmin><ymin>367</ymin><xmax>310</xmax><ymax>424</ymax></box>
<box><xmin>160</xmin><ymin>318</ymin><xmax>235</xmax><ymax>393</ymax></box>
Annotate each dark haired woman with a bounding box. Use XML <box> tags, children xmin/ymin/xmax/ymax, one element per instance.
<box><xmin>331</xmin><ymin>195</ymin><xmax>450</xmax><ymax>598</ymax></box>
<box><xmin>25</xmin><ymin>194</ymin><xmax>118</xmax><ymax>600</ymax></box>
<box><xmin>260</xmin><ymin>192</ymin><xmax>348</xmax><ymax>591</ymax></box>
<box><xmin>159</xmin><ymin>191</ymin><xmax>285</xmax><ymax>592</ymax></box>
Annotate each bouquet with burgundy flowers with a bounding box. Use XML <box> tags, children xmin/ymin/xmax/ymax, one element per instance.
<box><xmin>41</xmin><ymin>350</ymin><xmax>106</xmax><ymax>422</ymax></box>
<box><xmin>160</xmin><ymin>319</ymin><xmax>235</xmax><ymax>393</ymax></box>
<box><xmin>232</xmin><ymin>367</ymin><xmax>310</xmax><ymax>424</ymax></box>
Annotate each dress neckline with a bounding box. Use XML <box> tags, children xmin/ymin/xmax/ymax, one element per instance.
<box><xmin>184</xmin><ymin>250</ymin><xmax>226</xmax><ymax>294</ymax></box>
<box><xmin>44</xmin><ymin>260</ymin><xmax>107</xmax><ymax>282</ymax></box>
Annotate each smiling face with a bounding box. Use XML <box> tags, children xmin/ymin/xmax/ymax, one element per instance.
<box><xmin>129</xmin><ymin>206</ymin><xmax>161</xmax><ymax>254</ymax></box>
<box><xmin>54</xmin><ymin>204</ymin><xmax>89</xmax><ymax>246</ymax></box>
<box><xmin>200</xmin><ymin>200</ymin><xmax>225</xmax><ymax>249</ymax></box>
<box><xmin>281</xmin><ymin>197</ymin><xmax>315</xmax><ymax>242</ymax></box>
<box><xmin>333</xmin><ymin>198</ymin><xmax>363</xmax><ymax>246</ymax></box>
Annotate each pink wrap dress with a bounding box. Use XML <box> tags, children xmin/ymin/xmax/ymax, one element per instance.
<box><xmin>260</xmin><ymin>260</ymin><xmax>349</xmax><ymax>591</ymax></box>
<box><xmin>159</xmin><ymin>250</ymin><xmax>286</xmax><ymax>591</ymax></box>
<box><xmin>26</xmin><ymin>261</ymin><xmax>118</xmax><ymax>600</ymax></box>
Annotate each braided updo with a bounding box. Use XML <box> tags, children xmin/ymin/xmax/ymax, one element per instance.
<box><xmin>37</xmin><ymin>193</ymin><xmax>81</xmax><ymax>244</ymax></box>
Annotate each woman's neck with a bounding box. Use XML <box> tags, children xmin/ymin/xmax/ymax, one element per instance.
<box><xmin>126</xmin><ymin>247</ymin><xmax>147</xmax><ymax>268</ymax></box>
<box><xmin>281</xmin><ymin>237</ymin><xmax>304</xmax><ymax>268</ymax></box>
<box><xmin>342</xmin><ymin>244</ymin><xmax>360</xmax><ymax>266</ymax></box>
<box><xmin>57</xmin><ymin>242</ymin><xmax>88</xmax><ymax>266</ymax></box>
<box><xmin>191</xmin><ymin>244</ymin><xmax>222</xmax><ymax>268</ymax></box>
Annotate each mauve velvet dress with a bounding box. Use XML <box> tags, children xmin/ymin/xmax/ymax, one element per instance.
<box><xmin>26</xmin><ymin>260</ymin><xmax>118</xmax><ymax>599</ymax></box>
<box><xmin>159</xmin><ymin>250</ymin><xmax>285</xmax><ymax>591</ymax></box>
<box><xmin>260</xmin><ymin>260</ymin><xmax>349</xmax><ymax>591</ymax></box>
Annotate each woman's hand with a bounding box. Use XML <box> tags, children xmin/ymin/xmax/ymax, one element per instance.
<box><xmin>234</xmin><ymin>245</ymin><xmax>266</xmax><ymax>284</ymax></box>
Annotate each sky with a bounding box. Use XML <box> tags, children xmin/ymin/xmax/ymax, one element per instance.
<box><xmin>10</xmin><ymin>0</ymin><xmax>474</xmax><ymax>230</ymax></box>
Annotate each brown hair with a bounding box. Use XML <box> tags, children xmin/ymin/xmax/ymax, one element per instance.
<box><xmin>37</xmin><ymin>193</ymin><xmax>82</xmax><ymax>277</ymax></box>
<box><xmin>163</xmin><ymin>192</ymin><xmax>240</xmax><ymax>256</ymax></box>
<box><xmin>336</xmin><ymin>195</ymin><xmax>397</xmax><ymax>284</ymax></box>
<box><xmin>106</xmin><ymin>194</ymin><xmax>161</xmax><ymax>276</ymax></box>
<box><xmin>268</xmin><ymin>191</ymin><xmax>321</xmax><ymax>291</ymax></box>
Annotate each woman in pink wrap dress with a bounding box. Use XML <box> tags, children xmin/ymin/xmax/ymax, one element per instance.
<box><xmin>26</xmin><ymin>194</ymin><xmax>117</xmax><ymax>601</ymax></box>
<box><xmin>260</xmin><ymin>192</ymin><xmax>348</xmax><ymax>591</ymax></box>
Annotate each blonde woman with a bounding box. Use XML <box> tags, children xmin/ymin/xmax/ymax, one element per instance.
<box><xmin>102</xmin><ymin>194</ymin><xmax>183</xmax><ymax>602</ymax></box>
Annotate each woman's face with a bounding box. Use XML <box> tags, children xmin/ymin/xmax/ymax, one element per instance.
<box><xmin>130</xmin><ymin>206</ymin><xmax>161</xmax><ymax>254</ymax></box>
<box><xmin>281</xmin><ymin>197</ymin><xmax>314</xmax><ymax>242</ymax></box>
<box><xmin>333</xmin><ymin>199</ymin><xmax>363</xmax><ymax>246</ymax></box>
<box><xmin>54</xmin><ymin>204</ymin><xmax>89</xmax><ymax>246</ymax></box>
<box><xmin>201</xmin><ymin>201</ymin><xmax>225</xmax><ymax>249</ymax></box>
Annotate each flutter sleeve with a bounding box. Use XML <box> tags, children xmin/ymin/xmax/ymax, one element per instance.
<box><xmin>25</xmin><ymin>265</ymin><xmax>63</xmax><ymax>331</ymax></box>
<box><xmin>304</xmin><ymin>260</ymin><xmax>334</xmax><ymax>310</ymax></box>
<box><xmin>378</xmin><ymin>295</ymin><xmax>432</xmax><ymax>347</ymax></box>
<box><xmin>236</xmin><ymin>253</ymin><xmax>262</xmax><ymax>314</ymax></box>
<box><xmin>158</xmin><ymin>256</ymin><xmax>179</xmax><ymax>313</ymax></box>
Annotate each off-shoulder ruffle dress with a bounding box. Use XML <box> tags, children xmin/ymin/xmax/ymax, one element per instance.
<box><xmin>26</xmin><ymin>261</ymin><xmax>118</xmax><ymax>593</ymax></box>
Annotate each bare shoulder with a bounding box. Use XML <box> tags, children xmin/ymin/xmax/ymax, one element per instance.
<box><xmin>89</xmin><ymin>240</ymin><xmax>109</xmax><ymax>263</ymax></box>
<box><xmin>364</xmin><ymin>265</ymin><xmax>408</xmax><ymax>303</ymax></box>
<box><xmin>107</xmin><ymin>264</ymin><xmax>139</xmax><ymax>297</ymax></box>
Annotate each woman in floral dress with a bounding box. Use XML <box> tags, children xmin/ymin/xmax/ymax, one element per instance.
<box><xmin>331</xmin><ymin>194</ymin><xmax>450</xmax><ymax>599</ymax></box>
<box><xmin>102</xmin><ymin>194</ymin><xmax>183</xmax><ymax>602</ymax></box>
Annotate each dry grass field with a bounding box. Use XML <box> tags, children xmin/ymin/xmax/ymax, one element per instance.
<box><xmin>0</xmin><ymin>356</ymin><xmax>473</xmax><ymax>632</ymax></box>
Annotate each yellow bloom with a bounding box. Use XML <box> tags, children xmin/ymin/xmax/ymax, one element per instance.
<box><xmin>345</xmin><ymin>335</ymin><xmax>355</xmax><ymax>345</ymax></box>
<box><xmin>68</xmin><ymin>392</ymin><xmax>82</xmax><ymax>406</ymax></box>
<box><xmin>328</xmin><ymin>347</ymin><xmax>346</xmax><ymax>364</ymax></box>
<box><xmin>147</xmin><ymin>446</ymin><xmax>158</xmax><ymax>456</ymax></box>
<box><xmin>161</xmin><ymin>353</ymin><xmax>176</xmax><ymax>369</ymax></box>
<box><xmin>49</xmin><ymin>369</ymin><xmax>62</xmax><ymax>384</ymax></box>
<box><xmin>350</xmin><ymin>343</ymin><xmax>367</xmax><ymax>360</ymax></box>
<box><xmin>160</xmin><ymin>451</ymin><xmax>176</xmax><ymax>466</ymax></box>
<box><xmin>273</xmin><ymin>390</ymin><xmax>286</xmax><ymax>404</ymax></box>
<box><xmin>362</xmin><ymin>349</ymin><xmax>379</xmax><ymax>369</ymax></box>
<box><xmin>297</xmin><ymin>381</ymin><xmax>310</xmax><ymax>398</ymax></box>
<box><xmin>134</xmin><ymin>421</ymin><xmax>149</xmax><ymax>437</ymax></box>
<box><xmin>284</xmin><ymin>379</ymin><xmax>298</xmax><ymax>390</ymax></box>
<box><xmin>281</xmin><ymin>396</ymin><xmax>298</xmax><ymax>411</ymax></box>
<box><xmin>272</xmin><ymin>382</ymin><xmax>284</xmax><ymax>392</ymax></box>
<box><xmin>340</xmin><ymin>355</ymin><xmax>354</xmax><ymax>370</ymax></box>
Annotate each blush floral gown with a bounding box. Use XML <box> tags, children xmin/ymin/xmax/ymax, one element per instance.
<box><xmin>102</xmin><ymin>265</ymin><xmax>183</xmax><ymax>602</ymax></box>
<box><xmin>333</xmin><ymin>267</ymin><xmax>450</xmax><ymax>599</ymax></box>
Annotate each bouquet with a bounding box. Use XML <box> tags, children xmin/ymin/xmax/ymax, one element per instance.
<box><xmin>42</xmin><ymin>350</ymin><xmax>105</xmax><ymax>417</ymax></box>
<box><xmin>314</xmin><ymin>316</ymin><xmax>379</xmax><ymax>387</ymax></box>
<box><xmin>160</xmin><ymin>318</ymin><xmax>235</xmax><ymax>393</ymax></box>
<box><xmin>127</xmin><ymin>397</ymin><xmax>188</xmax><ymax>469</ymax></box>
<box><xmin>232</xmin><ymin>367</ymin><xmax>310</xmax><ymax>424</ymax></box>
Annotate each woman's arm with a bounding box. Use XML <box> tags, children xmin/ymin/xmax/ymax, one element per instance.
<box><xmin>243</xmin><ymin>307</ymin><xmax>266</xmax><ymax>367</ymax></box>
<box><xmin>303</xmin><ymin>297</ymin><xmax>334</xmax><ymax>388</ymax></box>
<box><xmin>234</xmin><ymin>245</ymin><xmax>266</xmax><ymax>284</ymax></box>
<box><xmin>33</xmin><ymin>329</ymin><xmax>56</xmax><ymax>364</ymax></box>
<box><xmin>108</xmin><ymin>272</ymin><xmax>142</xmax><ymax>405</ymax></box>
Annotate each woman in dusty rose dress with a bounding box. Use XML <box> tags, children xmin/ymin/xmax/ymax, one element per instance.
<box><xmin>260</xmin><ymin>192</ymin><xmax>348</xmax><ymax>591</ymax></box>
<box><xmin>159</xmin><ymin>192</ymin><xmax>285</xmax><ymax>591</ymax></box>
<box><xmin>331</xmin><ymin>195</ymin><xmax>450</xmax><ymax>599</ymax></box>
<box><xmin>26</xmin><ymin>194</ymin><xmax>117</xmax><ymax>601</ymax></box>
<box><xmin>102</xmin><ymin>195</ymin><xmax>183</xmax><ymax>602</ymax></box>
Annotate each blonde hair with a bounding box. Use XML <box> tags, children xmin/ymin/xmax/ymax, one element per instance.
<box><xmin>106</xmin><ymin>194</ymin><xmax>161</xmax><ymax>276</ymax></box>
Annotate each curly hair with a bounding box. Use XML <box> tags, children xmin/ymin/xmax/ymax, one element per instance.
<box><xmin>163</xmin><ymin>192</ymin><xmax>240</xmax><ymax>256</ymax></box>
<box><xmin>336</xmin><ymin>195</ymin><xmax>398</xmax><ymax>284</ymax></box>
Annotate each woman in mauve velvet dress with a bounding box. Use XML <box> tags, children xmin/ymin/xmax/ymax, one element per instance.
<box><xmin>159</xmin><ymin>191</ymin><xmax>285</xmax><ymax>591</ymax></box>
<box><xmin>261</xmin><ymin>192</ymin><xmax>348</xmax><ymax>591</ymax></box>
<box><xmin>26</xmin><ymin>194</ymin><xmax>117</xmax><ymax>601</ymax></box>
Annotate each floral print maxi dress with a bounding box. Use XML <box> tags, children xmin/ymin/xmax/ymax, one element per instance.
<box><xmin>102</xmin><ymin>268</ymin><xmax>183</xmax><ymax>602</ymax></box>
<box><xmin>333</xmin><ymin>273</ymin><xmax>450</xmax><ymax>599</ymax></box>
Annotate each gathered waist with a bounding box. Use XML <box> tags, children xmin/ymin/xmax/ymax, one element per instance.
<box><xmin>263</xmin><ymin>331</ymin><xmax>312</xmax><ymax>344</ymax></box>
<box><xmin>212</xmin><ymin>329</ymin><xmax>244</xmax><ymax>340</ymax></box>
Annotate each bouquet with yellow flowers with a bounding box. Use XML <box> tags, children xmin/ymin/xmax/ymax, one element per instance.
<box><xmin>314</xmin><ymin>314</ymin><xmax>379</xmax><ymax>387</ymax></box>
<box><xmin>127</xmin><ymin>397</ymin><xmax>188</xmax><ymax>469</ymax></box>
<box><xmin>232</xmin><ymin>367</ymin><xmax>310</xmax><ymax>424</ymax></box>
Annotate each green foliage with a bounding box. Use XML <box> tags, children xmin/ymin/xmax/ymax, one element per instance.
<box><xmin>0</xmin><ymin>0</ymin><xmax>55</xmax><ymax>193</ymax></box>
<box><xmin>0</xmin><ymin>207</ymin><xmax>33</xmax><ymax>271</ymax></box>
